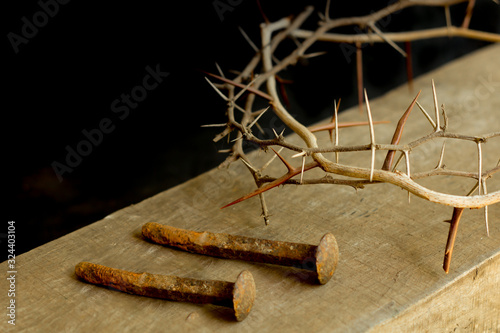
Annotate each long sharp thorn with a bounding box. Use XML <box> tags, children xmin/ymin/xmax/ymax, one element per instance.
<box><xmin>201</xmin><ymin>71</ymin><xmax>273</xmax><ymax>101</ymax></box>
<box><xmin>215</xmin><ymin>62</ymin><xmax>225</xmax><ymax>78</ymax></box>
<box><xmin>261</xmin><ymin>147</ymin><xmax>283</xmax><ymax>171</ymax></box>
<box><xmin>221</xmin><ymin>162</ymin><xmax>319</xmax><ymax>209</ymax></box>
<box><xmin>248</xmin><ymin>106</ymin><xmax>269</xmax><ymax>129</ymax></box>
<box><xmin>300</xmin><ymin>155</ymin><xmax>306</xmax><ymax>184</ymax></box>
<box><xmin>325</xmin><ymin>0</ymin><xmax>331</xmax><ymax>20</ymax></box>
<box><xmin>356</xmin><ymin>43</ymin><xmax>364</xmax><ymax>114</ymax></box>
<box><xmin>391</xmin><ymin>152</ymin><xmax>405</xmax><ymax>172</ymax></box>
<box><xmin>205</xmin><ymin>77</ymin><xmax>228</xmax><ymax>101</ymax></box>
<box><xmin>240</xmin><ymin>158</ymin><xmax>258</xmax><ymax>173</ymax></box>
<box><xmin>436</xmin><ymin>141</ymin><xmax>446</xmax><ymax>169</ymax></box>
<box><xmin>416</xmin><ymin>101</ymin><xmax>436</xmax><ymax>129</ymax></box>
<box><xmin>364</xmin><ymin>89</ymin><xmax>376</xmax><ymax>182</ymax></box>
<box><xmin>238</xmin><ymin>26</ymin><xmax>259</xmax><ymax>52</ymax></box>
<box><xmin>482</xmin><ymin>179</ymin><xmax>489</xmax><ymax>237</ymax></box>
<box><xmin>234</xmin><ymin>76</ymin><xmax>260</xmax><ymax>102</ymax></box>
<box><xmin>477</xmin><ymin>141</ymin><xmax>483</xmax><ymax>195</ymax></box>
<box><xmin>334</xmin><ymin>99</ymin><xmax>339</xmax><ymax>163</ymax></box>
<box><xmin>432</xmin><ymin>79</ymin><xmax>441</xmax><ymax>131</ymax></box>
<box><xmin>370</xmin><ymin>146</ymin><xmax>376</xmax><ymax>182</ymax></box>
<box><xmin>443</xmin><ymin>207</ymin><xmax>465</xmax><ymax>273</ymax></box>
<box><xmin>201</xmin><ymin>123</ymin><xmax>227</xmax><ymax>128</ymax></box>
<box><xmin>382</xmin><ymin>90</ymin><xmax>421</xmax><ymax>171</ymax></box>
<box><xmin>308</xmin><ymin>121</ymin><xmax>390</xmax><ymax>133</ymax></box>
<box><xmin>461</xmin><ymin>0</ymin><xmax>475</xmax><ymax>29</ymax></box>
<box><xmin>369</xmin><ymin>22</ymin><xmax>407</xmax><ymax>57</ymax></box>
<box><xmin>404</xmin><ymin>150</ymin><xmax>411</xmax><ymax>179</ymax></box>
<box><xmin>271</xmin><ymin>148</ymin><xmax>294</xmax><ymax>172</ymax></box>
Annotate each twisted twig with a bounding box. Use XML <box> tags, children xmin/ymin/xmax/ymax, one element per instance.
<box><xmin>204</xmin><ymin>1</ymin><xmax>500</xmax><ymax>272</ymax></box>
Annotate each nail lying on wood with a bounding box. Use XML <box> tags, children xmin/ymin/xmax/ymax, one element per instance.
<box><xmin>142</xmin><ymin>222</ymin><xmax>339</xmax><ymax>285</ymax></box>
<box><xmin>75</xmin><ymin>262</ymin><xmax>255</xmax><ymax>321</ymax></box>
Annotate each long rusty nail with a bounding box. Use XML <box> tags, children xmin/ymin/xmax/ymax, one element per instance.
<box><xmin>75</xmin><ymin>262</ymin><xmax>255</xmax><ymax>321</ymax></box>
<box><xmin>142</xmin><ymin>222</ymin><xmax>339</xmax><ymax>285</ymax></box>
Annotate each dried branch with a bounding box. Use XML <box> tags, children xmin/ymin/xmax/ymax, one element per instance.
<box><xmin>204</xmin><ymin>1</ymin><xmax>500</xmax><ymax>272</ymax></box>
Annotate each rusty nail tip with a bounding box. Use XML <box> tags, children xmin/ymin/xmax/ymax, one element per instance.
<box><xmin>75</xmin><ymin>261</ymin><xmax>255</xmax><ymax>322</ymax></box>
<box><xmin>142</xmin><ymin>222</ymin><xmax>339</xmax><ymax>285</ymax></box>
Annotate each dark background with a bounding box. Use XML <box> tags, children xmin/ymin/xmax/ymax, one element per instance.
<box><xmin>4</xmin><ymin>1</ymin><xmax>499</xmax><ymax>259</ymax></box>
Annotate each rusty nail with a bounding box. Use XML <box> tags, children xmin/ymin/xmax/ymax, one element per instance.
<box><xmin>75</xmin><ymin>262</ymin><xmax>255</xmax><ymax>321</ymax></box>
<box><xmin>142</xmin><ymin>222</ymin><xmax>339</xmax><ymax>285</ymax></box>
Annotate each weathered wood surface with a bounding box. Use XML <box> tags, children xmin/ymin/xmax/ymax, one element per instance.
<box><xmin>2</xmin><ymin>44</ymin><xmax>500</xmax><ymax>332</ymax></box>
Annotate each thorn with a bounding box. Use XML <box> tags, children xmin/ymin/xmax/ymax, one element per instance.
<box><xmin>240</xmin><ymin>158</ymin><xmax>259</xmax><ymax>173</ymax></box>
<box><xmin>364</xmin><ymin>89</ymin><xmax>376</xmax><ymax>146</ymax></box>
<box><xmin>248</xmin><ymin>106</ymin><xmax>270</xmax><ymax>129</ymax></box>
<box><xmin>444</xmin><ymin>5</ymin><xmax>452</xmax><ymax>35</ymax></box>
<box><xmin>391</xmin><ymin>152</ymin><xmax>405</xmax><ymax>172</ymax></box>
<box><xmin>291</xmin><ymin>150</ymin><xmax>306</xmax><ymax>158</ymax></box>
<box><xmin>271</xmin><ymin>148</ymin><xmax>294</xmax><ymax>172</ymax></box>
<box><xmin>201</xmin><ymin>71</ymin><xmax>273</xmax><ymax>101</ymax></box>
<box><xmin>466</xmin><ymin>181</ymin><xmax>480</xmax><ymax>196</ymax></box>
<box><xmin>325</xmin><ymin>0</ymin><xmax>331</xmax><ymax>21</ymax></box>
<box><xmin>215</xmin><ymin>62</ymin><xmax>225</xmax><ymax>78</ymax></box>
<box><xmin>308</xmin><ymin>121</ymin><xmax>390</xmax><ymax>133</ymax></box>
<box><xmin>364</xmin><ymin>89</ymin><xmax>376</xmax><ymax>182</ymax></box>
<box><xmin>261</xmin><ymin>147</ymin><xmax>283</xmax><ymax>171</ymax></box>
<box><xmin>230</xmin><ymin>135</ymin><xmax>244</xmax><ymax>143</ymax></box>
<box><xmin>370</xmin><ymin>146</ymin><xmax>376</xmax><ymax>182</ymax></box>
<box><xmin>441</xmin><ymin>104</ymin><xmax>448</xmax><ymax>131</ymax></box>
<box><xmin>233</xmin><ymin>103</ymin><xmax>247</xmax><ymax>114</ymax></box>
<box><xmin>368</xmin><ymin>22</ymin><xmax>407</xmax><ymax>57</ymax></box>
<box><xmin>461</xmin><ymin>0</ymin><xmax>476</xmax><ymax>29</ymax></box>
<box><xmin>443</xmin><ymin>207</ymin><xmax>465</xmax><ymax>273</ymax></box>
<box><xmin>382</xmin><ymin>90</ymin><xmax>421</xmax><ymax>171</ymax></box>
<box><xmin>272</xmin><ymin>128</ymin><xmax>285</xmax><ymax>140</ymax></box>
<box><xmin>356</xmin><ymin>42</ymin><xmax>364</xmax><ymax>114</ymax></box>
<box><xmin>334</xmin><ymin>99</ymin><xmax>340</xmax><ymax>163</ymax></box>
<box><xmin>477</xmin><ymin>141</ymin><xmax>483</xmax><ymax>195</ymax></box>
<box><xmin>221</xmin><ymin>161</ymin><xmax>319</xmax><ymax>209</ymax></box>
<box><xmin>238</xmin><ymin>26</ymin><xmax>259</xmax><ymax>52</ymax></box>
<box><xmin>275</xmin><ymin>75</ymin><xmax>291</xmax><ymax>108</ymax></box>
<box><xmin>201</xmin><ymin>123</ymin><xmax>227</xmax><ymax>128</ymax></box>
<box><xmin>482</xmin><ymin>179</ymin><xmax>490</xmax><ymax>236</ymax></box>
<box><xmin>416</xmin><ymin>101</ymin><xmax>437</xmax><ymax>129</ymax></box>
<box><xmin>300</xmin><ymin>155</ymin><xmax>306</xmax><ymax>184</ymax></box>
<box><xmin>204</xmin><ymin>77</ymin><xmax>228</xmax><ymax>101</ymax></box>
<box><xmin>256</xmin><ymin>0</ymin><xmax>269</xmax><ymax>24</ymax></box>
<box><xmin>432</xmin><ymin>79</ymin><xmax>441</xmax><ymax>132</ymax></box>
<box><xmin>302</xmin><ymin>51</ymin><xmax>328</xmax><ymax>59</ymax></box>
<box><xmin>404</xmin><ymin>150</ymin><xmax>411</xmax><ymax>179</ymax></box>
<box><xmin>234</xmin><ymin>76</ymin><xmax>260</xmax><ymax>102</ymax></box>
<box><xmin>436</xmin><ymin>141</ymin><xmax>446</xmax><ymax>169</ymax></box>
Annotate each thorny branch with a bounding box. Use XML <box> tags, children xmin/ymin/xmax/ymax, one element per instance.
<box><xmin>204</xmin><ymin>0</ymin><xmax>500</xmax><ymax>272</ymax></box>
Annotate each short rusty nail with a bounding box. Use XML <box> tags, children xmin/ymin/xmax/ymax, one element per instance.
<box><xmin>75</xmin><ymin>262</ymin><xmax>255</xmax><ymax>321</ymax></box>
<box><xmin>142</xmin><ymin>222</ymin><xmax>339</xmax><ymax>285</ymax></box>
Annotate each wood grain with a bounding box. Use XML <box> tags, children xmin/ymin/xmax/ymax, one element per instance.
<box><xmin>2</xmin><ymin>44</ymin><xmax>499</xmax><ymax>332</ymax></box>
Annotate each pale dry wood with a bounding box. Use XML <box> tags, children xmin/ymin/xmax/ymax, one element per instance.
<box><xmin>1</xmin><ymin>42</ymin><xmax>499</xmax><ymax>333</ymax></box>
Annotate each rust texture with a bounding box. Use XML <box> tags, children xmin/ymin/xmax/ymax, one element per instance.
<box><xmin>75</xmin><ymin>262</ymin><xmax>255</xmax><ymax>321</ymax></box>
<box><xmin>142</xmin><ymin>222</ymin><xmax>339</xmax><ymax>284</ymax></box>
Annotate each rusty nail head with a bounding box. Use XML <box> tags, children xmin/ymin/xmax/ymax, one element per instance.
<box><xmin>75</xmin><ymin>262</ymin><xmax>255</xmax><ymax>321</ymax></box>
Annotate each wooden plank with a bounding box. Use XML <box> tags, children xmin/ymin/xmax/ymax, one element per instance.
<box><xmin>2</xmin><ymin>43</ymin><xmax>500</xmax><ymax>332</ymax></box>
